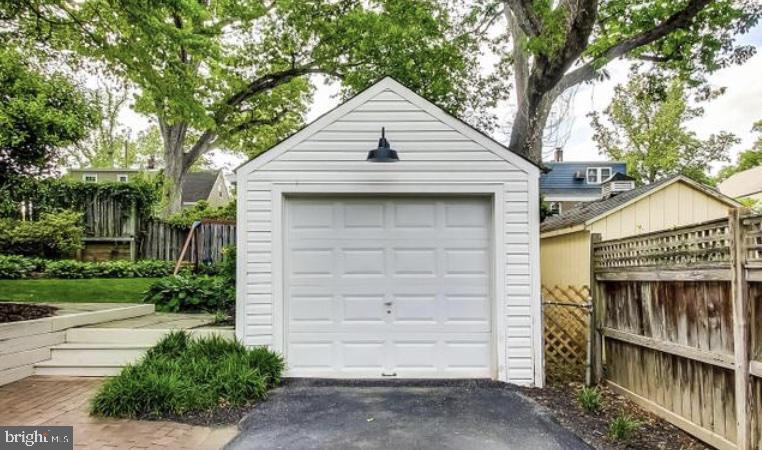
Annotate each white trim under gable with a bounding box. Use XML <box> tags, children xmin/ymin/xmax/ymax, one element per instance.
<box><xmin>235</xmin><ymin>77</ymin><xmax>540</xmax><ymax>177</ymax></box>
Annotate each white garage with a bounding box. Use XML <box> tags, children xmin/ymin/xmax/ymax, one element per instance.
<box><xmin>235</xmin><ymin>77</ymin><xmax>543</xmax><ymax>386</ymax></box>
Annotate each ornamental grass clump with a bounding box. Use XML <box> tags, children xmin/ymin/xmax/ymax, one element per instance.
<box><xmin>577</xmin><ymin>386</ymin><xmax>602</xmax><ymax>413</ymax></box>
<box><xmin>90</xmin><ymin>331</ymin><xmax>284</xmax><ymax>420</ymax></box>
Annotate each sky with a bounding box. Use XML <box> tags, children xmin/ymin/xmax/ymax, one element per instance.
<box><xmin>115</xmin><ymin>20</ymin><xmax>762</xmax><ymax>174</ymax></box>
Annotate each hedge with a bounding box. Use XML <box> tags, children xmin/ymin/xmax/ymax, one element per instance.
<box><xmin>0</xmin><ymin>256</ymin><xmax>174</xmax><ymax>279</ymax></box>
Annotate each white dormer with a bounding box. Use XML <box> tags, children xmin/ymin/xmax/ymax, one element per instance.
<box><xmin>601</xmin><ymin>173</ymin><xmax>636</xmax><ymax>197</ymax></box>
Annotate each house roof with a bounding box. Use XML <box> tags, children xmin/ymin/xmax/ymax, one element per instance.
<box><xmin>607</xmin><ymin>172</ymin><xmax>636</xmax><ymax>182</ymax></box>
<box><xmin>540</xmin><ymin>175</ymin><xmax>739</xmax><ymax>234</ymax></box>
<box><xmin>717</xmin><ymin>165</ymin><xmax>762</xmax><ymax>198</ymax></box>
<box><xmin>539</xmin><ymin>161</ymin><xmax>626</xmax><ymax>195</ymax></box>
<box><xmin>235</xmin><ymin>76</ymin><xmax>542</xmax><ymax>175</ymax></box>
<box><xmin>182</xmin><ymin>170</ymin><xmax>221</xmax><ymax>204</ymax></box>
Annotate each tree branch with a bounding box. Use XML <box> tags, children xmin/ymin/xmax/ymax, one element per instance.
<box><xmin>228</xmin><ymin>109</ymin><xmax>290</xmax><ymax>136</ymax></box>
<box><xmin>503</xmin><ymin>0</ymin><xmax>542</xmax><ymax>37</ymax></box>
<box><xmin>556</xmin><ymin>0</ymin><xmax>712</xmax><ymax>94</ymax></box>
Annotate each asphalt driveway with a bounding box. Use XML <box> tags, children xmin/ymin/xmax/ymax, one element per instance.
<box><xmin>226</xmin><ymin>380</ymin><xmax>590</xmax><ymax>450</ymax></box>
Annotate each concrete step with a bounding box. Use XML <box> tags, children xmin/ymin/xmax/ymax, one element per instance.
<box><xmin>44</xmin><ymin>343</ymin><xmax>150</xmax><ymax>366</ymax></box>
<box><xmin>34</xmin><ymin>364</ymin><xmax>123</xmax><ymax>377</ymax></box>
<box><xmin>65</xmin><ymin>327</ymin><xmax>234</xmax><ymax>345</ymax></box>
<box><xmin>34</xmin><ymin>327</ymin><xmax>235</xmax><ymax>377</ymax></box>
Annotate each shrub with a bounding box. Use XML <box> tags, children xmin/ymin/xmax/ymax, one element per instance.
<box><xmin>0</xmin><ymin>210</ymin><xmax>84</xmax><ymax>258</ymax></box>
<box><xmin>577</xmin><ymin>386</ymin><xmax>602</xmax><ymax>413</ymax></box>
<box><xmin>608</xmin><ymin>413</ymin><xmax>641</xmax><ymax>440</ymax></box>
<box><xmin>0</xmin><ymin>255</ymin><xmax>46</xmax><ymax>279</ymax></box>
<box><xmin>165</xmin><ymin>199</ymin><xmax>235</xmax><ymax>227</ymax></box>
<box><xmin>44</xmin><ymin>259</ymin><xmax>173</xmax><ymax>279</ymax></box>
<box><xmin>219</xmin><ymin>246</ymin><xmax>236</xmax><ymax>281</ymax></box>
<box><xmin>90</xmin><ymin>331</ymin><xmax>283</xmax><ymax>419</ymax></box>
<box><xmin>142</xmin><ymin>275</ymin><xmax>234</xmax><ymax>313</ymax></box>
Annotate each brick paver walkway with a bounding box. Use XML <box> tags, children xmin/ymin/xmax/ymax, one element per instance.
<box><xmin>0</xmin><ymin>376</ymin><xmax>238</xmax><ymax>449</ymax></box>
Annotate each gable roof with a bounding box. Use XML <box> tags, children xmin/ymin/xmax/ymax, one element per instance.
<box><xmin>235</xmin><ymin>76</ymin><xmax>541</xmax><ymax>175</ymax></box>
<box><xmin>541</xmin><ymin>175</ymin><xmax>739</xmax><ymax>234</ymax></box>
<box><xmin>717</xmin><ymin>165</ymin><xmax>762</xmax><ymax>198</ymax></box>
<box><xmin>182</xmin><ymin>170</ymin><xmax>221</xmax><ymax>204</ymax></box>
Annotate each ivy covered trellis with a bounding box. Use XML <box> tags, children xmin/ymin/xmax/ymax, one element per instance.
<box><xmin>1</xmin><ymin>178</ymin><xmax>160</xmax><ymax>225</ymax></box>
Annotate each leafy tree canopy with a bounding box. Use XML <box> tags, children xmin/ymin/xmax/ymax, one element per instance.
<box><xmin>716</xmin><ymin>120</ymin><xmax>762</xmax><ymax>181</ymax></box>
<box><xmin>0</xmin><ymin>46</ymin><xmax>98</xmax><ymax>180</ymax></box>
<box><xmin>2</xmin><ymin>0</ymin><xmax>492</xmax><ymax>213</ymax></box>
<box><xmin>469</xmin><ymin>0</ymin><xmax>761</xmax><ymax>162</ymax></box>
<box><xmin>590</xmin><ymin>73</ymin><xmax>739</xmax><ymax>185</ymax></box>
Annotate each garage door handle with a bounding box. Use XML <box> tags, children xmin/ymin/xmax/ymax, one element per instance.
<box><xmin>383</xmin><ymin>301</ymin><xmax>393</xmax><ymax>306</ymax></box>
<box><xmin>381</xmin><ymin>372</ymin><xmax>397</xmax><ymax>377</ymax></box>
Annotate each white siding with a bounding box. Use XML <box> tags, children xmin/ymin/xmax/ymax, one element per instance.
<box><xmin>237</xmin><ymin>82</ymin><xmax>540</xmax><ymax>385</ymax></box>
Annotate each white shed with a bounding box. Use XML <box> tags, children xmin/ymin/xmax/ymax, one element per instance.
<box><xmin>235</xmin><ymin>77</ymin><xmax>543</xmax><ymax>386</ymax></box>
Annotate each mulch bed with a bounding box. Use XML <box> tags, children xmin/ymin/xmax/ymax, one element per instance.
<box><xmin>0</xmin><ymin>302</ymin><xmax>57</xmax><ymax>323</ymax></box>
<box><xmin>162</xmin><ymin>403</ymin><xmax>252</xmax><ymax>426</ymax></box>
<box><xmin>521</xmin><ymin>382</ymin><xmax>711</xmax><ymax>450</ymax></box>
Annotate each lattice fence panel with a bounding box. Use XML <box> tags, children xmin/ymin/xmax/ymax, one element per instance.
<box><xmin>593</xmin><ymin>217</ymin><xmax>731</xmax><ymax>272</ymax></box>
<box><xmin>543</xmin><ymin>285</ymin><xmax>591</xmax><ymax>382</ymax></box>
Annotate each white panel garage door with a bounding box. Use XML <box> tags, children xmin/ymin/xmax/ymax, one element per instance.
<box><xmin>284</xmin><ymin>196</ymin><xmax>493</xmax><ymax>378</ymax></box>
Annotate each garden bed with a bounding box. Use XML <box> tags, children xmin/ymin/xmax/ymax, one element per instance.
<box><xmin>0</xmin><ymin>302</ymin><xmax>57</xmax><ymax>323</ymax></box>
<box><xmin>90</xmin><ymin>331</ymin><xmax>282</xmax><ymax>426</ymax></box>
<box><xmin>521</xmin><ymin>383</ymin><xmax>710</xmax><ymax>450</ymax></box>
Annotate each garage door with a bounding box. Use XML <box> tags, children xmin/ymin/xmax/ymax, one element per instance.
<box><xmin>284</xmin><ymin>196</ymin><xmax>493</xmax><ymax>378</ymax></box>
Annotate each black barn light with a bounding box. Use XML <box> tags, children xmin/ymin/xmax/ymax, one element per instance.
<box><xmin>366</xmin><ymin>127</ymin><xmax>399</xmax><ymax>162</ymax></box>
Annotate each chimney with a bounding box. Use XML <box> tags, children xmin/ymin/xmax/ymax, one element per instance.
<box><xmin>554</xmin><ymin>147</ymin><xmax>563</xmax><ymax>162</ymax></box>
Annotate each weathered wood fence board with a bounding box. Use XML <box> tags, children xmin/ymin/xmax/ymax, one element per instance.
<box><xmin>139</xmin><ymin>219</ymin><xmax>236</xmax><ymax>264</ymax></box>
<box><xmin>592</xmin><ymin>210</ymin><xmax>762</xmax><ymax>450</ymax></box>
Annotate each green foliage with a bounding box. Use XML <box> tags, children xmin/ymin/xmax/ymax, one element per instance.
<box><xmin>0</xmin><ymin>255</ymin><xmax>46</xmax><ymax>279</ymax></box>
<box><xmin>0</xmin><ymin>46</ymin><xmax>98</xmax><ymax>180</ymax></box>
<box><xmin>165</xmin><ymin>200</ymin><xmax>235</xmax><ymax>227</ymax></box>
<box><xmin>717</xmin><ymin>119</ymin><xmax>762</xmax><ymax>182</ymax></box>
<box><xmin>66</xmin><ymin>87</ymin><xmax>164</xmax><ymax>169</ymax></box>
<box><xmin>590</xmin><ymin>74</ymin><xmax>738</xmax><ymax>185</ymax></box>
<box><xmin>219</xmin><ymin>246</ymin><xmax>236</xmax><ymax>282</ymax></box>
<box><xmin>91</xmin><ymin>331</ymin><xmax>284</xmax><ymax>419</ymax></box>
<box><xmin>44</xmin><ymin>259</ymin><xmax>173</xmax><ymax>279</ymax></box>
<box><xmin>0</xmin><ymin>210</ymin><xmax>84</xmax><ymax>258</ymax></box>
<box><xmin>2</xmin><ymin>0</ymin><xmax>497</xmax><ymax>215</ymax></box>
<box><xmin>0</xmin><ymin>177</ymin><xmax>160</xmax><ymax>222</ymax></box>
<box><xmin>0</xmin><ymin>256</ymin><xmax>172</xmax><ymax>279</ymax></box>
<box><xmin>584</xmin><ymin>1</ymin><xmax>760</xmax><ymax>79</ymax></box>
<box><xmin>142</xmin><ymin>275</ymin><xmax>234</xmax><ymax>314</ymax></box>
<box><xmin>608</xmin><ymin>413</ymin><xmax>641</xmax><ymax>441</ymax></box>
<box><xmin>577</xmin><ymin>386</ymin><xmax>602</xmax><ymax>414</ymax></box>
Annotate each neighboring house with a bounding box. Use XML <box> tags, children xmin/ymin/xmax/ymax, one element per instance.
<box><xmin>717</xmin><ymin>165</ymin><xmax>762</xmax><ymax>201</ymax></box>
<box><xmin>540</xmin><ymin>148</ymin><xmax>627</xmax><ymax>214</ymax></box>
<box><xmin>236</xmin><ymin>77</ymin><xmax>544</xmax><ymax>386</ymax></box>
<box><xmin>66</xmin><ymin>168</ymin><xmax>231</xmax><ymax>208</ymax></box>
<box><xmin>182</xmin><ymin>170</ymin><xmax>231</xmax><ymax>208</ymax></box>
<box><xmin>67</xmin><ymin>167</ymin><xmax>143</xmax><ymax>184</ymax></box>
<box><xmin>540</xmin><ymin>175</ymin><xmax>740</xmax><ymax>289</ymax></box>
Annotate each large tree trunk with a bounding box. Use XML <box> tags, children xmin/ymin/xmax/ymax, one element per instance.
<box><xmin>159</xmin><ymin>121</ymin><xmax>189</xmax><ymax>217</ymax></box>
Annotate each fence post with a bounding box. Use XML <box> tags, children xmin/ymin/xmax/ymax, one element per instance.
<box><xmin>589</xmin><ymin>233</ymin><xmax>604</xmax><ymax>385</ymax></box>
<box><xmin>729</xmin><ymin>208</ymin><xmax>751</xmax><ymax>450</ymax></box>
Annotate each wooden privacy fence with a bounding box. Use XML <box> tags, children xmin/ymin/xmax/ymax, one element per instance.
<box><xmin>139</xmin><ymin>219</ymin><xmax>236</xmax><ymax>264</ymax></box>
<box><xmin>590</xmin><ymin>210</ymin><xmax>762</xmax><ymax>450</ymax></box>
<box><xmin>542</xmin><ymin>285</ymin><xmax>591</xmax><ymax>382</ymax></box>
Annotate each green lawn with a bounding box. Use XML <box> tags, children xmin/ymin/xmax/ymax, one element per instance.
<box><xmin>0</xmin><ymin>278</ymin><xmax>159</xmax><ymax>303</ymax></box>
